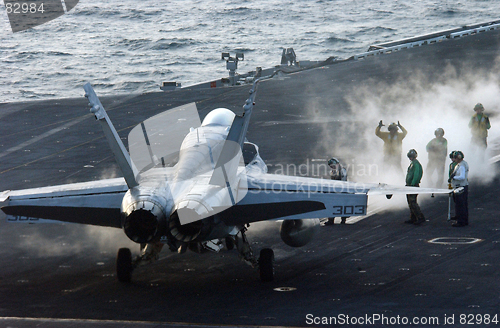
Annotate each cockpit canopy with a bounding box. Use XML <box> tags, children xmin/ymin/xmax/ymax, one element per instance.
<box><xmin>201</xmin><ymin>108</ymin><xmax>235</xmax><ymax>127</ymax></box>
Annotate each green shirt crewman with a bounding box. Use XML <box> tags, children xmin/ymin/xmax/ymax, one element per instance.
<box><xmin>404</xmin><ymin>149</ymin><xmax>425</xmax><ymax>225</ymax></box>
<box><xmin>448</xmin><ymin>151</ymin><xmax>458</xmax><ymax>189</ymax></box>
<box><xmin>406</xmin><ymin>156</ymin><xmax>423</xmax><ymax>187</ymax></box>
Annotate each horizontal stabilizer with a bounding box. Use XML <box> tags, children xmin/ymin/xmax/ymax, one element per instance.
<box><xmin>3</xmin><ymin>206</ymin><xmax>121</xmax><ymax>227</ymax></box>
<box><xmin>0</xmin><ymin>178</ymin><xmax>127</xmax><ymax>228</ymax></box>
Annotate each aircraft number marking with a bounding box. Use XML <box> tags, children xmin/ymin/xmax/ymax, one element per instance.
<box><xmin>332</xmin><ymin>205</ymin><xmax>365</xmax><ymax>216</ymax></box>
<box><xmin>8</xmin><ymin>215</ymin><xmax>39</xmax><ymax>222</ymax></box>
<box><xmin>6</xmin><ymin>2</ymin><xmax>45</xmax><ymax>14</ymax></box>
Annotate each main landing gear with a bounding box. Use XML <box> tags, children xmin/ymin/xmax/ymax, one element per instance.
<box><xmin>116</xmin><ymin>242</ymin><xmax>164</xmax><ymax>283</ymax></box>
<box><xmin>115</xmin><ymin>230</ymin><xmax>275</xmax><ymax>283</ymax></box>
<box><xmin>116</xmin><ymin>248</ymin><xmax>133</xmax><ymax>283</ymax></box>
<box><xmin>234</xmin><ymin>227</ymin><xmax>275</xmax><ymax>282</ymax></box>
<box><xmin>259</xmin><ymin>248</ymin><xmax>274</xmax><ymax>282</ymax></box>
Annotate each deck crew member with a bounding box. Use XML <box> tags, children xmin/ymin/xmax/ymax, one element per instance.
<box><xmin>425</xmin><ymin>128</ymin><xmax>447</xmax><ymax>187</ymax></box>
<box><xmin>447</xmin><ymin>151</ymin><xmax>457</xmax><ymax>189</ymax></box>
<box><xmin>405</xmin><ymin>149</ymin><xmax>425</xmax><ymax>225</ymax></box>
<box><xmin>449</xmin><ymin>151</ymin><xmax>469</xmax><ymax>227</ymax></box>
<box><xmin>469</xmin><ymin>103</ymin><xmax>491</xmax><ymax>158</ymax></box>
<box><xmin>376</xmin><ymin>120</ymin><xmax>407</xmax><ymax>174</ymax></box>
<box><xmin>324</xmin><ymin>158</ymin><xmax>348</xmax><ymax>225</ymax></box>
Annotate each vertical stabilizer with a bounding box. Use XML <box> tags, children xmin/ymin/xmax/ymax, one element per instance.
<box><xmin>83</xmin><ymin>83</ymin><xmax>138</xmax><ymax>189</ymax></box>
<box><xmin>209</xmin><ymin>80</ymin><xmax>260</xmax><ymax>188</ymax></box>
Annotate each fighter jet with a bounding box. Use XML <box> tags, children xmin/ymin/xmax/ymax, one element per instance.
<box><xmin>0</xmin><ymin>79</ymin><xmax>453</xmax><ymax>282</ymax></box>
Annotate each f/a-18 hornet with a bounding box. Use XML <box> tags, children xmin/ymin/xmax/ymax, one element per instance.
<box><xmin>0</xmin><ymin>78</ymin><xmax>453</xmax><ymax>282</ymax></box>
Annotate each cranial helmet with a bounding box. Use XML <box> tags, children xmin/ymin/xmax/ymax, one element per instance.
<box><xmin>449</xmin><ymin>151</ymin><xmax>457</xmax><ymax>160</ymax></box>
<box><xmin>435</xmin><ymin>128</ymin><xmax>444</xmax><ymax>137</ymax></box>
<box><xmin>328</xmin><ymin>158</ymin><xmax>340</xmax><ymax>166</ymax></box>
<box><xmin>474</xmin><ymin>103</ymin><xmax>484</xmax><ymax>112</ymax></box>
<box><xmin>388</xmin><ymin>123</ymin><xmax>398</xmax><ymax>132</ymax></box>
<box><xmin>407</xmin><ymin>149</ymin><xmax>417</xmax><ymax>159</ymax></box>
<box><xmin>454</xmin><ymin>151</ymin><xmax>464</xmax><ymax>160</ymax></box>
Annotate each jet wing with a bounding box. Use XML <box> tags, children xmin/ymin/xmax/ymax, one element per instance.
<box><xmin>0</xmin><ymin>178</ymin><xmax>128</xmax><ymax>227</ymax></box>
<box><xmin>218</xmin><ymin>172</ymin><xmax>452</xmax><ymax>226</ymax></box>
<box><xmin>364</xmin><ymin>183</ymin><xmax>452</xmax><ymax>196</ymax></box>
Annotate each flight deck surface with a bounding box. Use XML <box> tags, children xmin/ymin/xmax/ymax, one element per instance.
<box><xmin>1</xmin><ymin>28</ymin><xmax>500</xmax><ymax>327</ymax></box>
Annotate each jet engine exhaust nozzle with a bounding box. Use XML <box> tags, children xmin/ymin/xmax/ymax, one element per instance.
<box><xmin>122</xmin><ymin>200</ymin><xmax>165</xmax><ymax>244</ymax></box>
<box><xmin>168</xmin><ymin>211</ymin><xmax>204</xmax><ymax>242</ymax></box>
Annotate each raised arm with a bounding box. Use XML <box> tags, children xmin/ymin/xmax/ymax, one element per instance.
<box><xmin>375</xmin><ymin>120</ymin><xmax>384</xmax><ymax>138</ymax></box>
<box><xmin>398</xmin><ymin>121</ymin><xmax>408</xmax><ymax>139</ymax></box>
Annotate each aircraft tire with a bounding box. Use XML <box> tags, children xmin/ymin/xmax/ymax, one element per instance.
<box><xmin>259</xmin><ymin>248</ymin><xmax>274</xmax><ymax>282</ymax></box>
<box><xmin>225</xmin><ymin>236</ymin><xmax>234</xmax><ymax>250</ymax></box>
<box><xmin>116</xmin><ymin>248</ymin><xmax>133</xmax><ymax>283</ymax></box>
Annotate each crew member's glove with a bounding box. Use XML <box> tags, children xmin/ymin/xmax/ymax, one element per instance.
<box><xmin>378</xmin><ymin>120</ymin><xmax>384</xmax><ymax>128</ymax></box>
<box><xmin>448</xmin><ymin>183</ymin><xmax>453</xmax><ymax>190</ymax></box>
<box><xmin>397</xmin><ymin>121</ymin><xmax>402</xmax><ymax>128</ymax></box>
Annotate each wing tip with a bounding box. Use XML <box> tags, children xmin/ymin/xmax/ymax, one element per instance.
<box><xmin>0</xmin><ymin>190</ymin><xmax>11</xmax><ymax>202</ymax></box>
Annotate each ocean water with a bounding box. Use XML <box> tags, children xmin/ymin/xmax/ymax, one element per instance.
<box><xmin>1</xmin><ymin>0</ymin><xmax>499</xmax><ymax>102</ymax></box>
